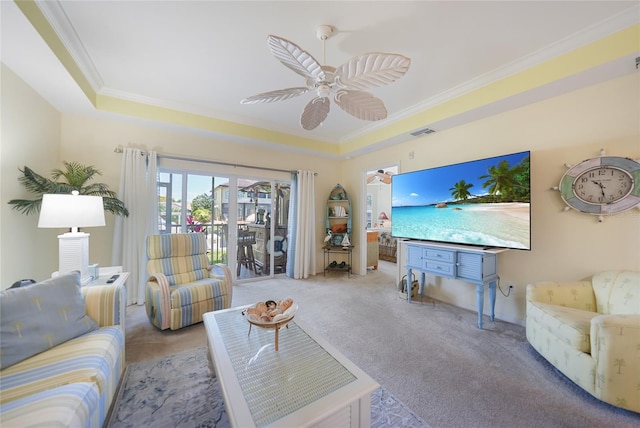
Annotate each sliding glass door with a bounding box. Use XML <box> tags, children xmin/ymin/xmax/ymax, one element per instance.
<box><xmin>237</xmin><ymin>180</ymin><xmax>290</xmax><ymax>279</ymax></box>
<box><xmin>157</xmin><ymin>170</ymin><xmax>290</xmax><ymax>282</ymax></box>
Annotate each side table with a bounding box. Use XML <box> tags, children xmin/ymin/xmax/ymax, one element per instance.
<box><xmin>86</xmin><ymin>267</ymin><xmax>129</xmax><ymax>288</ymax></box>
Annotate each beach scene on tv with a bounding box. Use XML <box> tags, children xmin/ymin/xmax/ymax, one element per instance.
<box><xmin>391</xmin><ymin>151</ymin><xmax>531</xmax><ymax>250</ymax></box>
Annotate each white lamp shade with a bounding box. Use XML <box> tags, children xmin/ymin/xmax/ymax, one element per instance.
<box><xmin>38</xmin><ymin>192</ymin><xmax>106</xmax><ymax>285</ymax></box>
<box><xmin>38</xmin><ymin>193</ymin><xmax>106</xmax><ymax>229</ymax></box>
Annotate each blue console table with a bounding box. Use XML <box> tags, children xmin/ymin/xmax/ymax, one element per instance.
<box><xmin>404</xmin><ymin>241</ymin><xmax>507</xmax><ymax>329</ymax></box>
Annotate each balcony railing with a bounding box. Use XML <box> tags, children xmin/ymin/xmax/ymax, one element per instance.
<box><xmin>159</xmin><ymin>222</ymin><xmax>228</xmax><ymax>264</ymax></box>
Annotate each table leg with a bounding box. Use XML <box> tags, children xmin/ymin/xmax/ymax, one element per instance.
<box><xmin>489</xmin><ymin>280</ymin><xmax>496</xmax><ymax>322</ymax></box>
<box><xmin>274</xmin><ymin>326</ymin><xmax>279</xmax><ymax>351</ymax></box>
<box><xmin>476</xmin><ymin>282</ymin><xmax>484</xmax><ymax>329</ymax></box>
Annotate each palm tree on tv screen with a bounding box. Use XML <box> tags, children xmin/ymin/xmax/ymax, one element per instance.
<box><xmin>479</xmin><ymin>156</ymin><xmax>530</xmax><ymax>202</ymax></box>
<box><xmin>449</xmin><ymin>180</ymin><xmax>474</xmax><ymax>202</ymax></box>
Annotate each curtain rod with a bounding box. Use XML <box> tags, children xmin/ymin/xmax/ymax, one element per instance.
<box><xmin>114</xmin><ymin>147</ymin><xmax>310</xmax><ymax>175</ymax></box>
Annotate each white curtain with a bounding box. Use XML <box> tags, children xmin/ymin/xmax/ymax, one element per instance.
<box><xmin>111</xmin><ymin>148</ymin><xmax>157</xmax><ymax>305</ymax></box>
<box><xmin>287</xmin><ymin>170</ymin><xmax>316</xmax><ymax>279</ymax></box>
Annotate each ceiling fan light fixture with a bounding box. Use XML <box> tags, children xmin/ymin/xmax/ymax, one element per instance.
<box><xmin>317</xmin><ymin>84</ymin><xmax>331</xmax><ymax>98</ymax></box>
<box><xmin>241</xmin><ymin>25</ymin><xmax>411</xmax><ymax>130</ymax></box>
<box><xmin>316</xmin><ymin>25</ymin><xmax>334</xmax><ymax>41</ymax></box>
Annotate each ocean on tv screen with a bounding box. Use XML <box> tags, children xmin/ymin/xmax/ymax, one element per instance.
<box><xmin>392</xmin><ymin>203</ymin><xmax>530</xmax><ymax>249</ymax></box>
<box><xmin>391</xmin><ymin>151</ymin><xmax>531</xmax><ymax>250</ymax></box>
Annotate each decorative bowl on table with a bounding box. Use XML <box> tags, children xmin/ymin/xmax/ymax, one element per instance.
<box><xmin>242</xmin><ymin>298</ymin><xmax>298</xmax><ymax>327</ymax></box>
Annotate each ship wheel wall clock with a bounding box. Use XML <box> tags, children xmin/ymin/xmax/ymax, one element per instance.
<box><xmin>556</xmin><ymin>153</ymin><xmax>640</xmax><ymax>221</ymax></box>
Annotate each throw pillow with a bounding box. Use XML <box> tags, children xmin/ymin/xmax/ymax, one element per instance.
<box><xmin>0</xmin><ymin>272</ymin><xmax>99</xmax><ymax>369</ymax></box>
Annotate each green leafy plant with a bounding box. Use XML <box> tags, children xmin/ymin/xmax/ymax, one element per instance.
<box><xmin>8</xmin><ymin>161</ymin><xmax>129</xmax><ymax>217</ymax></box>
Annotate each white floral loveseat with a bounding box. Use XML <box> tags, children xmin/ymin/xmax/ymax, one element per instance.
<box><xmin>526</xmin><ymin>271</ymin><xmax>639</xmax><ymax>413</ymax></box>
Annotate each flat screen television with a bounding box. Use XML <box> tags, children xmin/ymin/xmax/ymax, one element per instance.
<box><xmin>391</xmin><ymin>150</ymin><xmax>531</xmax><ymax>250</ymax></box>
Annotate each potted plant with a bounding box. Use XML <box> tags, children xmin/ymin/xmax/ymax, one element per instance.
<box><xmin>8</xmin><ymin>161</ymin><xmax>128</xmax><ymax>216</ymax></box>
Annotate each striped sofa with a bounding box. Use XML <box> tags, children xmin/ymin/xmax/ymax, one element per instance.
<box><xmin>0</xmin><ymin>276</ymin><xmax>125</xmax><ymax>427</ymax></box>
<box><xmin>145</xmin><ymin>233</ymin><xmax>233</xmax><ymax>330</ymax></box>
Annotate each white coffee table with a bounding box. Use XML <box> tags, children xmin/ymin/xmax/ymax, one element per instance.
<box><xmin>203</xmin><ymin>306</ymin><xmax>379</xmax><ymax>428</ymax></box>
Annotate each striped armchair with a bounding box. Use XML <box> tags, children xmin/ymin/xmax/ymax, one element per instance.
<box><xmin>145</xmin><ymin>233</ymin><xmax>233</xmax><ymax>330</ymax></box>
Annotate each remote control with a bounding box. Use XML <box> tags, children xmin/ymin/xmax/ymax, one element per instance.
<box><xmin>106</xmin><ymin>274</ymin><xmax>120</xmax><ymax>283</ymax></box>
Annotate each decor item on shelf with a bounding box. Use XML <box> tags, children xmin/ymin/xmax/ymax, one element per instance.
<box><xmin>332</xmin><ymin>234</ymin><xmax>343</xmax><ymax>247</ymax></box>
<box><xmin>241</xmin><ymin>25</ymin><xmax>411</xmax><ymax>130</ymax></box>
<box><xmin>329</xmin><ymin>184</ymin><xmax>347</xmax><ymax>200</ymax></box>
<box><xmin>8</xmin><ymin>161</ymin><xmax>128</xmax><ymax>217</ymax></box>
<box><xmin>551</xmin><ymin>149</ymin><xmax>640</xmax><ymax>222</ymax></box>
<box><xmin>323</xmin><ymin>230</ymin><xmax>333</xmax><ymax>243</ymax></box>
<box><xmin>333</xmin><ymin>205</ymin><xmax>346</xmax><ymax>217</ymax></box>
<box><xmin>38</xmin><ymin>191</ymin><xmax>105</xmax><ymax>284</ymax></box>
<box><xmin>378</xmin><ymin>211</ymin><xmax>389</xmax><ymax>227</ymax></box>
<box><xmin>330</xmin><ymin>223</ymin><xmax>348</xmax><ymax>234</ymax></box>
<box><xmin>341</xmin><ymin>234</ymin><xmax>351</xmax><ymax>247</ymax></box>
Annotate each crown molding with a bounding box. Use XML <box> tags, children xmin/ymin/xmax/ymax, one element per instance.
<box><xmin>35</xmin><ymin>0</ymin><xmax>104</xmax><ymax>92</ymax></box>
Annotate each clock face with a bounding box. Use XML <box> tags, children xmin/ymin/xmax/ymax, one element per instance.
<box><xmin>572</xmin><ymin>166</ymin><xmax>633</xmax><ymax>205</ymax></box>
<box><xmin>559</xmin><ymin>155</ymin><xmax>640</xmax><ymax>216</ymax></box>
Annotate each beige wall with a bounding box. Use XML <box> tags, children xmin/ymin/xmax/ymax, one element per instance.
<box><xmin>342</xmin><ymin>73</ymin><xmax>640</xmax><ymax>324</ymax></box>
<box><xmin>1</xmin><ymin>64</ymin><xmax>61</xmax><ymax>285</ymax></box>
<box><xmin>58</xmin><ymin>114</ymin><xmax>342</xmax><ymax>274</ymax></box>
<box><xmin>2</xmin><ymin>66</ymin><xmax>638</xmax><ymax>327</ymax></box>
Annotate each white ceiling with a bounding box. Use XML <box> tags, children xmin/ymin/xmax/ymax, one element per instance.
<box><xmin>2</xmin><ymin>1</ymin><xmax>638</xmax><ymax>156</ymax></box>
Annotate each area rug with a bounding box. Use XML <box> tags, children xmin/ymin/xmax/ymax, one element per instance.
<box><xmin>107</xmin><ymin>346</ymin><xmax>430</xmax><ymax>428</ymax></box>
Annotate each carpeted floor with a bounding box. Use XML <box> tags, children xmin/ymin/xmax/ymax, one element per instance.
<box><xmin>107</xmin><ymin>346</ymin><xmax>429</xmax><ymax>427</ymax></box>
<box><xmin>122</xmin><ymin>261</ymin><xmax>640</xmax><ymax>427</ymax></box>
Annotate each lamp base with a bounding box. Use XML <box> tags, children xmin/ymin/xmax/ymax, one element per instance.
<box><xmin>58</xmin><ymin>231</ymin><xmax>92</xmax><ymax>285</ymax></box>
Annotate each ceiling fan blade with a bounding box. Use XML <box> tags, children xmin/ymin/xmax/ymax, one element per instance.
<box><xmin>378</xmin><ymin>173</ymin><xmax>392</xmax><ymax>184</ymax></box>
<box><xmin>240</xmin><ymin>87</ymin><xmax>308</xmax><ymax>104</ymax></box>
<box><xmin>267</xmin><ymin>35</ymin><xmax>324</xmax><ymax>81</ymax></box>
<box><xmin>334</xmin><ymin>53</ymin><xmax>411</xmax><ymax>91</ymax></box>
<box><xmin>300</xmin><ymin>97</ymin><xmax>330</xmax><ymax>130</ymax></box>
<box><xmin>367</xmin><ymin>173</ymin><xmax>392</xmax><ymax>185</ymax></box>
<box><xmin>334</xmin><ymin>90</ymin><xmax>387</xmax><ymax>121</ymax></box>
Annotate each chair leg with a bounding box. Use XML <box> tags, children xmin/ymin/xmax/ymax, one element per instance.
<box><xmin>246</xmin><ymin>244</ymin><xmax>256</xmax><ymax>273</ymax></box>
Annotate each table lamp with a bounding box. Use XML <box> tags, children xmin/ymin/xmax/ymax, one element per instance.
<box><xmin>38</xmin><ymin>191</ymin><xmax>105</xmax><ymax>285</ymax></box>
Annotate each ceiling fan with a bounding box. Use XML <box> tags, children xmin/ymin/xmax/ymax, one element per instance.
<box><xmin>366</xmin><ymin>169</ymin><xmax>395</xmax><ymax>185</ymax></box>
<box><xmin>241</xmin><ymin>25</ymin><xmax>411</xmax><ymax>131</ymax></box>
